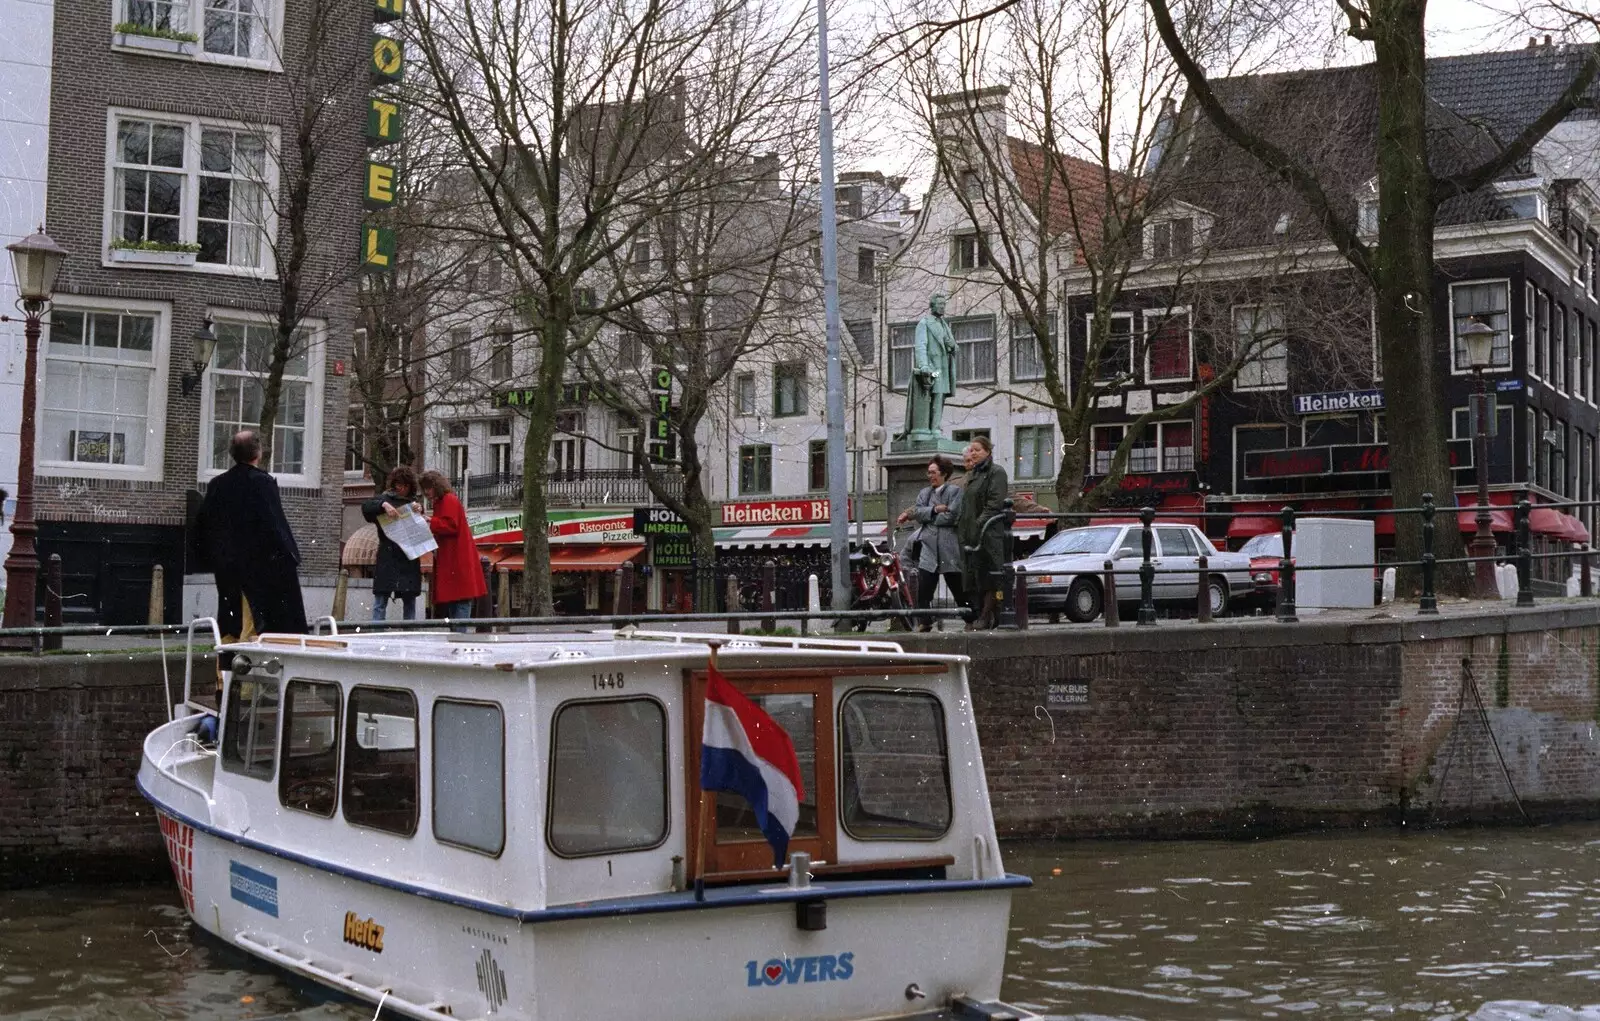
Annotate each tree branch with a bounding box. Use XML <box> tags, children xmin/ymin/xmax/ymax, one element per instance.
<box><xmin>1144</xmin><ymin>0</ymin><xmax>1374</xmax><ymax>280</ymax></box>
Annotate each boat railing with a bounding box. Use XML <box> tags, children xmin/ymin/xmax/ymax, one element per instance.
<box><xmin>312</xmin><ymin>614</ymin><xmax>340</xmax><ymax>636</ymax></box>
<box><xmin>176</xmin><ymin>616</ymin><xmax>224</xmax><ymax>722</ymax></box>
<box><xmin>624</xmin><ymin>628</ymin><xmax>908</xmax><ymax>656</ymax></box>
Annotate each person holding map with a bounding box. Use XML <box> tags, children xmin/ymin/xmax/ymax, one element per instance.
<box><xmin>419</xmin><ymin>470</ymin><xmax>487</xmax><ymax>624</ymax></box>
<box><xmin>361</xmin><ymin>464</ymin><xmax>425</xmax><ymax>621</ymax></box>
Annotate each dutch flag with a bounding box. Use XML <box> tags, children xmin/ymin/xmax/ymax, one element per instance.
<box><xmin>700</xmin><ymin>662</ymin><xmax>806</xmax><ymax>867</ymax></box>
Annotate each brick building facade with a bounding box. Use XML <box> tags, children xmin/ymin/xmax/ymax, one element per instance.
<box><xmin>23</xmin><ymin>0</ymin><xmax>367</xmax><ymax>622</ymax></box>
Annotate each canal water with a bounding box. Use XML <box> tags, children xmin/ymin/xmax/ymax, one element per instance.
<box><xmin>5</xmin><ymin>824</ymin><xmax>1600</xmax><ymax>1019</ymax></box>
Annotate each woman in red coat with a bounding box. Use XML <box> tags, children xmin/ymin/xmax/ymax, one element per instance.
<box><xmin>419</xmin><ymin>470</ymin><xmax>487</xmax><ymax>624</ymax></box>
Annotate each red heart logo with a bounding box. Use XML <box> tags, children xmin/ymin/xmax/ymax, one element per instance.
<box><xmin>765</xmin><ymin>964</ymin><xmax>782</xmax><ymax>981</ymax></box>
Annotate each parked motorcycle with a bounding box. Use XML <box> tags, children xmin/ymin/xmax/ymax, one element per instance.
<box><xmin>848</xmin><ymin>540</ymin><xmax>911</xmax><ymax>631</ymax></box>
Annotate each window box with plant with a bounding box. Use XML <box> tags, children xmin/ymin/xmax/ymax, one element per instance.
<box><xmin>112</xmin><ymin>19</ymin><xmax>199</xmax><ymax>55</ymax></box>
<box><xmin>108</xmin><ymin>238</ymin><xmax>203</xmax><ymax>266</ymax></box>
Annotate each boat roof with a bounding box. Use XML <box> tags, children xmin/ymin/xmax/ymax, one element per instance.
<box><xmin>224</xmin><ymin>628</ymin><xmax>960</xmax><ymax>673</ymax></box>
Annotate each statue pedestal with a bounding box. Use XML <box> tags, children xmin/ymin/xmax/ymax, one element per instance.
<box><xmin>882</xmin><ymin>438</ymin><xmax>970</xmax><ymax>532</ymax></box>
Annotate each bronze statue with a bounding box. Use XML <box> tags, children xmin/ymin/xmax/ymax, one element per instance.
<box><xmin>903</xmin><ymin>293</ymin><xmax>957</xmax><ymax>439</ymax></box>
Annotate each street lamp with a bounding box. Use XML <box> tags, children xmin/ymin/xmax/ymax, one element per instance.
<box><xmin>182</xmin><ymin>319</ymin><xmax>218</xmax><ymax>396</ymax></box>
<box><xmin>2</xmin><ymin>228</ymin><xmax>70</xmax><ymax>637</ymax></box>
<box><xmin>1460</xmin><ymin>318</ymin><xmax>1498</xmax><ymax>599</ymax></box>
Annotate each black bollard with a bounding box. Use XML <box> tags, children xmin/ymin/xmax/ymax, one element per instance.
<box><xmin>43</xmin><ymin>554</ymin><xmax>63</xmax><ymax>652</ymax></box>
<box><xmin>1276</xmin><ymin>506</ymin><xmax>1298</xmax><ymax>623</ymax></box>
<box><xmin>619</xmin><ymin>560</ymin><xmax>635</xmax><ymax>616</ymax></box>
<box><xmin>761</xmin><ymin>558</ymin><xmax>777</xmax><ymax>632</ymax></box>
<box><xmin>1516</xmin><ymin>499</ymin><xmax>1534</xmax><ymax>606</ymax></box>
<box><xmin>1103</xmin><ymin>559</ymin><xmax>1120</xmax><ymax>627</ymax></box>
<box><xmin>1418</xmin><ymin>494</ymin><xmax>1438</xmax><ymax>615</ymax></box>
<box><xmin>1011</xmin><ymin>566</ymin><xmax>1028</xmax><ymax>630</ymax></box>
<box><xmin>1583</xmin><ymin>544</ymin><xmax>1592</xmax><ymax>598</ymax></box>
<box><xmin>1196</xmin><ymin>554</ymin><xmax>1212</xmax><ymax>624</ymax></box>
<box><xmin>1137</xmin><ymin>507</ymin><xmax>1157</xmax><ymax>626</ymax></box>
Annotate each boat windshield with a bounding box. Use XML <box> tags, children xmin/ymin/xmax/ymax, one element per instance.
<box><xmin>1034</xmin><ymin>526</ymin><xmax>1122</xmax><ymax>557</ymax></box>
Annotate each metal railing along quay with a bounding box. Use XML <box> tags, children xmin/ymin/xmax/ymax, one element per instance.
<box><xmin>968</xmin><ymin>493</ymin><xmax>1600</xmax><ymax>630</ymax></box>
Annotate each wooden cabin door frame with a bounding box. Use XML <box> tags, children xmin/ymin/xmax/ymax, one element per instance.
<box><xmin>684</xmin><ymin>669</ymin><xmax>837</xmax><ymax>875</ymax></box>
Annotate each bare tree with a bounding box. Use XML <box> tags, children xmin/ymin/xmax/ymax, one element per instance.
<box><xmin>1144</xmin><ymin>0</ymin><xmax>1600</xmax><ymax>586</ymax></box>
<box><xmin>892</xmin><ymin>0</ymin><xmax>1365</xmax><ymax>506</ymax></box>
<box><xmin>409</xmin><ymin>0</ymin><xmax>815</xmax><ymax>613</ymax></box>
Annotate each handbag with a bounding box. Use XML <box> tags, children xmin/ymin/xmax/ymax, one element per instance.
<box><xmin>905</xmin><ymin>534</ymin><xmax>923</xmax><ymax>564</ymax></box>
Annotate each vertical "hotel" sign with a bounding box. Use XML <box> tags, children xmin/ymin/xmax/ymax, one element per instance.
<box><xmin>363</xmin><ymin>0</ymin><xmax>404</xmax><ymax>271</ymax></box>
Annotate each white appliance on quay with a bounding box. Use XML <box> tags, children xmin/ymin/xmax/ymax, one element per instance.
<box><xmin>138</xmin><ymin>624</ymin><xmax>1036</xmax><ymax>1021</ymax></box>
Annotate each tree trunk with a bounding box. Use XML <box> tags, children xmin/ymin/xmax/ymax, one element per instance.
<box><xmin>519</xmin><ymin>318</ymin><xmax>566</xmax><ymax>617</ymax></box>
<box><xmin>1371</xmin><ymin>0</ymin><xmax>1467</xmax><ymax>593</ymax></box>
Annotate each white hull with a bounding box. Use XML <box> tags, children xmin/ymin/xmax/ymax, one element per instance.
<box><xmin>141</xmin><ymin>629</ymin><xmax>1035</xmax><ymax>1021</ymax></box>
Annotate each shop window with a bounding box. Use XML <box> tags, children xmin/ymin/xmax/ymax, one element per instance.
<box><xmin>279</xmin><ymin>679</ymin><xmax>342</xmax><ymax>817</ymax></box>
<box><xmin>221</xmin><ymin>675</ymin><xmax>279</xmax><ymax>780</ymax></box>
<box><xmin>839</xmin><ymin>691</ymin><xmax>951</xmax><ymax>840</ymax></box>
<box><xmin>342</xmin><ymin>686</ymin><xmax>419</xmax><ymax>836</ymax></box>
<box><xmin>1302</xmin><ymin>414</ymin><xmax>1359</xmax><ymax>447</ymax></box>
<box><xmin>547</xmin><ymin>698</ymin><xmax>667</xmax><ymax>856</ymax></box>
<box><xmin>435</xmin><ymin>704</ymin><xmax>502</xmax><ymax>857</ymax></box>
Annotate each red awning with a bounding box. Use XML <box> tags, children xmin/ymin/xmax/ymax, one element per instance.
<box><xmin>1529</xmin><ymin>506</ymin><xmax>1565</xmax><ymax>536</ymax></box>
<box><xmin>1299</xmin><ymin>498</ymin><xmax>1360</xmax><ymax>513</ymax></box>
<box><xmin>550</xmin><ymin>545</ymin><xmax>645</xmax><ymax>573</ymax></box>
<box><xmin>1157</xmin><ymin>493</ymin><xmax>1204</xmax><ymax>529</ymax></box>
<box><xmin>1455</xmin><ymin>497</ymin><xmax>1513</xmax><ymax>534</ymax></box>
<box><xmin>1561</xmin><ymin>513</ymin><xmax>1591</xmax><ymax>545</ymax></box>
<box><xmin>1373</xmin><ymin>496</ymin><xmax>1395</xmax><ymax>537</ymax></box>
<box><xmin>1227</xmin><ymin>517</ymin><xmax>1281</xmax><ymax>539</ymax></box>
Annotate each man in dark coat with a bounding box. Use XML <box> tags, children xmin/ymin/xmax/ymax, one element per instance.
<box><xmin>955</xmin><ymin>435</ymin><xmax>1010</xmax><ymax>630</ymax></box>
<box><xmin>199</xmin><ymin>429</ymin><xmax>308</xmax><ymax>637</ymax></box>
<box><xmin>360</xmin><ymin>464</ymin><xmax>424</xmax><ymax>620</ymax></box>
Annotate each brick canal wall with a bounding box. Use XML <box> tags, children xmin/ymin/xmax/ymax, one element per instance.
<box><xmin>4</xmin><ymin>608</ymin><xmax>1600</xmax><ymax>885</ymax></box>
<box><xmin>897</xmin><ymin>606</ymin><xmax>1600</xmax><ymax>838</ymax></box>
<box><xmin>0</xmin><ymin>651</ymin><xmax>199</xmax><ymax>886</ymax></box>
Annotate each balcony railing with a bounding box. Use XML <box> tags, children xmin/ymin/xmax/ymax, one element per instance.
<box><xmin>463</xmin><ymin>468</ymin><xmax>684</xmax><ymax>509</ymax></box>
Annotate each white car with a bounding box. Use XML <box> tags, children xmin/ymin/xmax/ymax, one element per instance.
<box><xmin>1012</xmin><ymin>522</ymin><xmax>1252</xmax><ymax>623</ymax></box>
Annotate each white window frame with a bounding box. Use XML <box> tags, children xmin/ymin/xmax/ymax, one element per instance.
<box><xmin>1088</xmin><ymin>311</ymin><xmax>1136</xmax><ymax>386</ymax></box>
<box><xmin>1008</xmin><ymin>312</ymin><xmax>1054</xmax><ymax>383</ymax></box>
<box><xmin>1090</xmin><ymin>423</ymin><xmax>1124</xmax><ymax>475</ymax></box>
<box><xmin>951</xmin><ymin>314</ymin><xmax>998</xmax><ymax>385</ymax></box>
<box><xmin>37</xmin><ymin>298</ymin><xmax>172</xmax><ymax>482</ymax></box>
<box><xmin>110</xmin><ymin>0</ymin><xmax>285</xmax><ymax>70</ymax></box>
<box><xmin>1447</xmin><ymin>278</ymin><xmax>1513</xmax><ymax>375</ymax></box>
<box><xmin>1157</xmin><ymin>421</ymin><xmax>1195</xmax><ymax>472</ymax></box>
<box><xmin>103</xmin><ymin>108</ymin><xmax>279</xmax><ymax>277</ymax></box>
<box><xmin>1142</xmin><ymin>306</ymin><xmax>1193</xmax><ymax>384</ymax></box>
<box><xmin>1526</xmin><ymin>282</ymin><xmax>1538</xmax><ymax>380</ymax></box>
<box><xmin>733</xmin><ymin>373</ymin><xmax>756</xmax><ymax>417</ymax></box>
<box><xmin>198</xmin><ymin>308</ymin><xmax>326</xmax><ymax>487</ymax></box>
<box><xmin>950</xmin><ymin>232</ymin><xmax>991</xmax><ymax>272</ymax></box>
<box><xmin>1231</xmin><ymin>303</ymin><xmax>1288</xmax><ymax>392</ymax></box>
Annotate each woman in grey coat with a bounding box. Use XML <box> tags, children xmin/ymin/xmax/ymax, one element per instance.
<box><xmin>896</xmin><ymin>456</ymin><xmax>966</xmax><ymax>631</ymax></box>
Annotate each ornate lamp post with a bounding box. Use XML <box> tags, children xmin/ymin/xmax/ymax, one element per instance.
<box><xmin>2</xmin><ymin>228</ymin><xmax>69</xmax><ymax>636</ymax></box>
<box><xmin>1459</xmin><ymin>318</ymin><xmax>1498</xmax><ymax>599</ymax></box>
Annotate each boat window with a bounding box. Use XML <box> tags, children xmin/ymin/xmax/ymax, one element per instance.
<box><xmin>839</xmin><ymin>690</ymin><xmax>952</xmax><ymax>840</ymax></box>
<box><xmin>433</xmin><ymin>700</ymin><xmax>505</xmax><ymax>856</ymax></box>
<box><xmin>279</xmin><ymin>679</ymin><xmax>342</xmax><ymax>817</ymax></box>
<box><xmin>220</xmin><ymin>677</ymin><xmax>280</xmax><ymax>780</ymax></box>
<box><xmin>548</xmin><ymin>698</ymin><xmax>668</xmax><ymax>857</ymax></box>
<box><xmin>342</xmin><ymin>686</ymin><xmax>419</xmax><ymax>836</ymax></box>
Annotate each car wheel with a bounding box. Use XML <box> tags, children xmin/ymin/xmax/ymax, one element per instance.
<box><xmin>1065</xmin><ymin>576</ymin><xmax>1103</xmax><ymax>623</ymax></box>
<box><xmin>1207</xmin><ymin>575</ymin><xmax>1229</xmax><ymax>618</ymax></box>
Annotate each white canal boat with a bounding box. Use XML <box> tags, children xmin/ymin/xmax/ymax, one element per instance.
<box><xmin>138</xmin><ymin>626</ymin><xmax>1035</xmax><ymax>1021</ymax></box>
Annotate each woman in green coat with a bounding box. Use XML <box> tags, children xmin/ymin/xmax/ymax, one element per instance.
<box><xmin>955</xmin><ymin>435</ymin><xmax>1010</xmax><ymax>630</ymax></box>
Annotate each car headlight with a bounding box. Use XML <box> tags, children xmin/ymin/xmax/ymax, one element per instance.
<box><xmin>1252</xmin><ymin>571</ymin><xmax>1273</xmax><ymax>583</ymax></box>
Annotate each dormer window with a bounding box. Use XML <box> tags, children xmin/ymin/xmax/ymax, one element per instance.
<box><xmin>1149</xmin><ymin>217</ymin><xmax>1193</xmax><ymax>258</ymax></box>
<box><xmin>1495</xmin><ymin>180</ymin><xmax>1549</xmax><ymax>224</ymax></box>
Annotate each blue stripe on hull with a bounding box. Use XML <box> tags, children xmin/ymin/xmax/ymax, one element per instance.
<box><xmin>138</xmin><ymin>776</ymin><xmax>1030</xmax><ymax>924</ymax></box>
